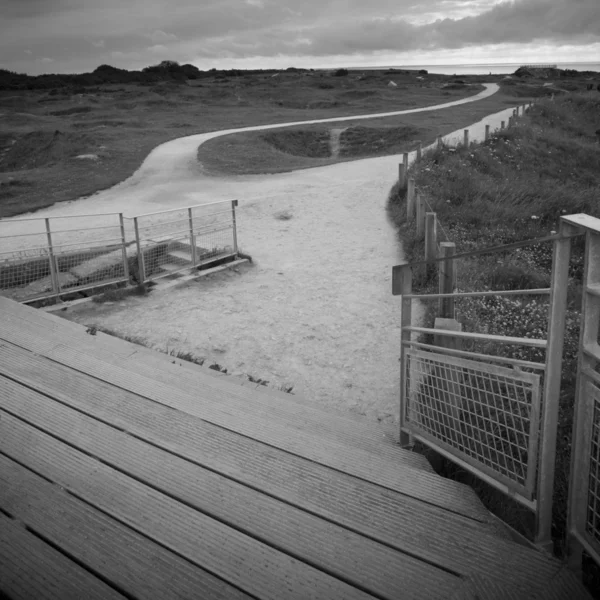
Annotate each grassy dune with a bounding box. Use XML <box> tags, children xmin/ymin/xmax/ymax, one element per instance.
<box><xmin>0</xmin><ymin>70</ymin><xmax>484</xmax><ymax>218</ymax></box>
<box><xmin>387</xmin><ymin>92</ymin><xmax>600</xmax><ymax>594</ymax></box>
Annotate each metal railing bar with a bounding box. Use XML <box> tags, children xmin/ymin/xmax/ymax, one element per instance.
<box><xmin>125</xmin><ymin>199</ymin><xmax>235</xmax><ymax>218</ymax></box>
<box><xmin>393</xmin><ymin>232</ymin><xmax>585</xmax><ymax>271</ymax></box>
<box><xmin>49</xmin><ymin>213</ymin><xmax>124</xmax><ymax>219</ymax></box>
<box><xmin>404</xmin><ymin>325</ymin><xmax>548</xmax><ymax>348</ymax></box>
<box><xmin>49</xmin><ymin>225</ymin><xmax>122</xmax><ymax>234</ymax></box>
<box><xmin>403</xmin><ymin>288</ymin><xmax>551</xmax><ymax>300</ymax></box>
<box><xmin>405</xmin><ymin>340</ymin><xmax>546</xmax><ymax>370</ymax></box>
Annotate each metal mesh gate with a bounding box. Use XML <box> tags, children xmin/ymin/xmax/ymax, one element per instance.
<box><xmin>404</xmin><ymin>347</ymin><xmax>542</xmax><ymax>500</ymax></box>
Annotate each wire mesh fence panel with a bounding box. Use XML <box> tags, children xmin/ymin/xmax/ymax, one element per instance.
<box><xmin>584</xmin><ymin>383</ymin><xmax>600</xmax><ymax>556</ymax></box>
<box><xmin>190</xmin><ymin>203</ymin><xmax>236</xmax><ymax>264</ymax></box>
<box><xmin>0</xmin><ymin>218</ymin><xmax>58</xmax><ymax>302</ymax></box>
<box><xmin>404</xmin><ymin>346</ymin><xmax>541</xmax><ymax>499</ymax></box>
<box><xmin>48</xmin><ymin>214</ymin><xmax>129</xmax><ymax>295</ymax></box>
<box><xmin>131</xmin><ymin>201</ymin><xmax>237</xmax><ymax>282</ymax></box>
<box><xmin>0</xmin><ymin>214</ymin><xmax>129</xmax><ymax>302</ymax></box>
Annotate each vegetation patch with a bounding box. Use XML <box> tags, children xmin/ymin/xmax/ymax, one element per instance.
<box><xmin>0</xmin><ymin>129</ymin><xmax>97</xmax><ymax>171</ymax></box>
<box><xmin>262</xmin><ymin>130</ymin><xmax>331</xmax><ymax>158</ymax></box>
<box><xmin>387</xmin><ymin>93</ymin><xmax>600</xmax><ymax>590</ymax></box>
<box><xmin>340</xmin><ymin>125</ymin><xmax>421</xmax><ymax>157</ymax></box>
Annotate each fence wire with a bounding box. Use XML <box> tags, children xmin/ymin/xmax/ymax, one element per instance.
<box><xmin>0</xmin><ymin>201</ymin><xmax>239</xmax><ymax>301</ymax></box>
<box><xmin>131</xmin><ymin>202</ymin><xmax>236</xmax><ymax>282</ymax></box>
<box><xmin>404</xmin><ymin>346</ymin><xmax>541</xmax><ymax>498</ymax></box>
<box><xmin>0</xmin><ymin>214</ymin><xmax>130</xmax><ymax>302</ymax></box>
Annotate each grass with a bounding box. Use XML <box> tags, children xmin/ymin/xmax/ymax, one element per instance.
<box><xmin>0</xmin><ymin>71</ymin><xmax>490</xmax><ymax>218</ymax></box>
<box><xmin>387</xmin><ymin>92</ymin><xmax>600</xmax><ymax>596</ymax></box>
<box><xmin>195</xmin><ymin>85</ymin><xmax>542</xmax><ymax>176</ymax></box>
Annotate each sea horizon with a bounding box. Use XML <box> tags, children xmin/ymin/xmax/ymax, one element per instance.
<box><xmin>347</xmin><ymin>61</ymin><xmax>600</xmax><ymax>75</ymax></box>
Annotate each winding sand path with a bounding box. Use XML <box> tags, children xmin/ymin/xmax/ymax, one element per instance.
<box><xmin>8</xmin><ymin>83</ymin><xmax>524</xmax><ymax>425</ymax></box>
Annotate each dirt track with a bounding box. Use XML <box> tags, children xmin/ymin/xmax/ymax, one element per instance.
<box><xmin>19</xmin><ymin>85</ymin><xmax>531</xmax><ymax>425</ymax></box>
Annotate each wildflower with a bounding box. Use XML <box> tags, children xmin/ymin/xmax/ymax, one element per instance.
<box><xmin>531</xmin><ymin>215</ymin><xmax>539</xmax><ymax>220</ymax></box>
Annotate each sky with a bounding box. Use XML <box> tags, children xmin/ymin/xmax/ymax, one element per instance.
<box><xmin>1</xmin><ymin>0</ymin><xmax>599</xmax><ymax>75</ymax></box>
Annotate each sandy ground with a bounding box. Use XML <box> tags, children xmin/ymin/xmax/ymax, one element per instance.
<box><xmin>5</xmin><ymin>85</ymin><xmax>528</xmax><ymax>425</ymax></box>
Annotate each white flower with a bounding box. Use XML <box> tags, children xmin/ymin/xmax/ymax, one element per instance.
<box><xmin>531</xmin><ymin>215</ymin><xmax>539</xmax><ymax>220</ymax></box>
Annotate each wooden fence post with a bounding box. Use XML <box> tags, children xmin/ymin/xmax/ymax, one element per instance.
<box><xmin>403</xmin><ymin>152</ymin><xmax>409</xmax><ymax>178</ymax></box>
<box><xmin>438</xmin><ymin>242</ymin><xmax>456</xmax><ymax>318</ymax></box>
<box><xmin>425</xmin><ymin>213</ymin><xmax>437</xmax><ymax>264</ymax></box>
<box><xmin>535</xmin><ymin>220</ymin><xmax>575</xmax><ymax>552</ymax></box>
<box><xmin>485</xmin><ymin>124</ymin><xmax>490</xmax><ymax>141</ymax></box>
<box><xmin>416</xmin><ymin>142</ymin><xmax>422</xmax><ymax>161</ymax></box>
<box><xmin>398</xmin><ymin>164</ymin><xmax>406</xmax><ymax>188</ymax></box>
<box><xmin>463</xmin><ymin>129</ymin><xmax>469</xmax><ymax>148</ymax></box>
<box><xmin>392</xmin><ymin>264</ymin><xmax>413</xmax><ymax>448</ymax></box>
<box><xmin>416</xmin><ymin>194</ymin><xmax>425</xmax><ymax>238</ymax></box>
<box><xmin>501</xmin><ymin>120</ymin><xmax>506</xmax><ymax>129</ymax></box>
<box><xmin>44</xmin><ymin>218</ymin><xmax>60</xmax><ymax>299</ymax></box>
<box><xmin>437</xmin><ymin>135</ymin><xmax>443</xmax><ymax>149</ymax></box>
<box><xmin>406</xmin><ymin>178</ymin><xmax>416</xmax><ymax>219</ymax></box>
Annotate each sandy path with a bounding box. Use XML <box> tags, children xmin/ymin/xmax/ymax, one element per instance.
<box><xmin>7</xmin><ymin>85</ymin><xmax>528</xmax><ymax>425</ymax></box>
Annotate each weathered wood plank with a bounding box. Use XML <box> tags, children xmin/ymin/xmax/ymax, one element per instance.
<box><xmin>0</xmin><ymin>457</ymin><xmax>253</xmax><ymax>600</ymax></box>
<box><xmin>0</xmin><ymin>404</ymin><xmax>462</xmax><ymax>600</ymax></box>
<box><xmin>0</xmin><ymin>296</ymin><xmax>422</xmax><ymax>467</ymax></box>
<box><xmin>0</xmin><ymin>358</ymin><xmax>566</xmax><ymax>587</ymax></box>
<box><xmin>0</xmin><ymin>423</ymin><xmax>377</xmax><ymax>600</ymax></box>
<box><xmin>0</xmin><ymin>338</ymin><xmax>488</xmax><ymax>519</ymax></box>
<box><xmin>0</xmin><ymin>514</ymin><xmax>126</xmax><ymax>600</ymax></box>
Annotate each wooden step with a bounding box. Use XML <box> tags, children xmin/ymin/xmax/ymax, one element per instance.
<box><xmin>0</xmin><ymin>456</ymin><xmax>253</xmax><ymax>600</ymax></box>
<box><xmin>0</xmin><ymin>440</ymin><xmax>377</xmax><ymax>600</ymax></box>
<box><xmin>0</xmin><ymin>513</ymin><xmax>126</xmax><ymax>600</ymax></box>
<box><xmin>0</xmin><ymin>343</ymin><xmax>514</xmax><ymax>549</ymax></box>
<box><xmin>0</xmin><ymin>408</ymin><xmax>463</xmax><ymax>600</ymax></box>
<box><xmin>0</xmin><ymin>376</ymin><xmax>575</xmax><ymax>595</ymax></box>
<box><xmin>167</xmin><ymin>249</ymin><xmax>194</xmax><ymax>264</ymax></box>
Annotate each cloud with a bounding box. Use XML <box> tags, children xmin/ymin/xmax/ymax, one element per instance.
<box><xmin>146</xmin><ymin>29</ymin><xmax>178</xmax><ymax>43</ymax></box>
<box><xmin>40</xmin><ymin>57</ymin><xmax>54</xmax><ymax>63</ymax></box>
<box><xmin>0</xmin><ymin>0</ymin><xmax>598</xmax><ymax>74</ymax></box>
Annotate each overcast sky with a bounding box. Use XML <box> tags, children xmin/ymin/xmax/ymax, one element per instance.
<box><xmin>1</xmin><ymin>0</ymin><xmax>599</xmax><ymax>74</ymax></box>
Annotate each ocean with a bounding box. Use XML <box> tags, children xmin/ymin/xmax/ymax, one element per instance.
<box><xmin>353</xmin><ymin>62</ymin><xmax>600</xmax><ymax>75</ymax></box>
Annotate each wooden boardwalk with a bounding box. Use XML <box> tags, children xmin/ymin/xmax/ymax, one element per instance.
<box><xmin>0</xmin><ymin>296</ymin><xmax>592</xmax><ymax>599</ymax></box>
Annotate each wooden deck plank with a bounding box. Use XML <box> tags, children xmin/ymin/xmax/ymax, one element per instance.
<box><xmin>0</xmin><ymin>297</ymin><xmax>417</xmax><ymax>465</ymax></box>
<box><xmin>0</xmin><ymin>426</ymin><xmax>380</xmax><ymax>600</ymax></box>
<box><xmin>0</xmin><ymin>338</ymin><xmax>491</xmax><ymax>521</ymax></box>
<box><xmin>0</xmin><ymin>355</ymin><xmax>566</xmax><ymax>587</ymax></box>
<box><xmin>0</xmin><ymin>514</ymin><xmax>126</xmax><ymax>600</ymax></box>
<box><xmin>0</xmin><ymin>403</ymin><xmax>463</xmax><ymax>600</ymax></box>
<box><xmin>0</xmin><ymin>458</ymin><xmax>253</xmax><ymax>600</ymax></box>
